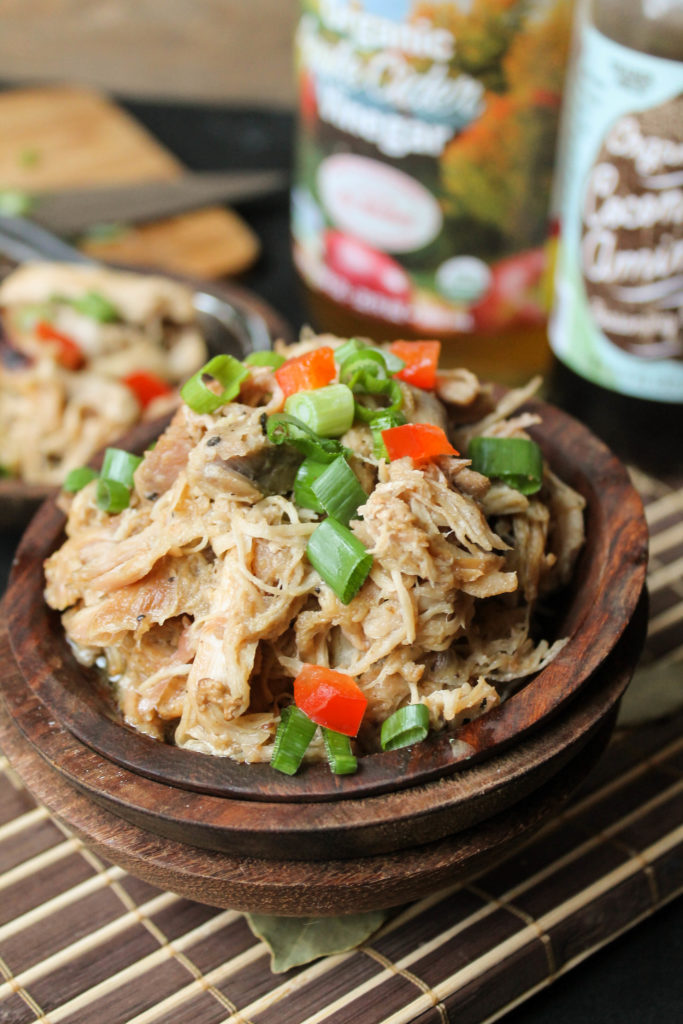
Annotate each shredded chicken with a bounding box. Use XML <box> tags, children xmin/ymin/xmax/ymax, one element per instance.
<box><xmin>0</xmin><ymin>262</ymin><xmax>207</xmax><ymax>484</ymax></box>
<box><xmin>44</xmin><ymin>334</ymin><xmax>586</xmax><ymax>764</ymax></box>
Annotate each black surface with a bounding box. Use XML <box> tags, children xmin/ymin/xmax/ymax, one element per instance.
<box><xmin>0</xmin><ymin>93</ymin><xmax>681</xmax><ymax>1023</ymax></box>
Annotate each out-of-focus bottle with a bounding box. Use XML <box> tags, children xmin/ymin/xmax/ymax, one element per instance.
<box><xmin>549</xmin><ymin>0</ymin><xmax>683</xmax><ymax>473</ymax></box>
<box><xmin>292</xmin><ymin>0</ymin><xmax>573</xmax><ymax>385</ymax></box>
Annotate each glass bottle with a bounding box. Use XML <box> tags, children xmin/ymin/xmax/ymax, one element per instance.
<box><xmin>292</xmin><ymin>0</ymin><xmax>573</xmax><ymax>385</ymax></box>
<box><xmin>548</xmin><ymin>0</ymin><xmax>683</xmax><ymax>473</ymax></box>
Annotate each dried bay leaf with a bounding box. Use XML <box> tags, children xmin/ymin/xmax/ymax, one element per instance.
<box><xmin>245</xmin><ymin>909</ymin><xmax>388</xmax><ymax>973</ymax></box>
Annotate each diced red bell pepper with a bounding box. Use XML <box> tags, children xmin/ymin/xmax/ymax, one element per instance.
<box><xmin>293</xmin><ymin>664</ymin><xmax>368</xmax><ymax>737</ymax></box>
<box><xmin>123</xmin><ymin>371</ymin><xmax>173</xmax><ymax>408</ymax></box>
<box><xmin>381</xmin><ymin>422</ymin><xmax>458</xmax><ymax>464</ymax></box>
<box><xmin>275</xmin><ymin>345</ymin><xmax>336</xmax><ymax>399</ymax></box>
<box><xmin>35</xmin><ymin>320</ymin><xmax>85</xmax><ymax>370</ymax></box>
<box><xmin>388</xmin><ymin>340</ymin><xmax>441</xmax><ymax>390</ymax></box>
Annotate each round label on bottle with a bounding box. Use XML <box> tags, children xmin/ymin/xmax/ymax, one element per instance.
<box><xmin>293</xmin><ymin>0</ymin><xmax>572</xmax><ymax>335</ymax></box>
<box><xmin>550</xmin><ymin>24</ymin><xmax>683</xmax><ymax>402</ymax></box>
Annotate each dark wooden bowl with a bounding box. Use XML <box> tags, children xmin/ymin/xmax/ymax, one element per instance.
<box><xmin>0</xmin><ymin>600</ymin><xmax>643</xmax><ymax>912</ymax></box>
<box><xmin>0</xmin><ymin>271</ymin><xmax>294</xmax><ymax>530</ymax></box>
<box><xmin>3</xmin><ymin>398</ymin><xmax>648</xmax><ymax>810</ymax></box>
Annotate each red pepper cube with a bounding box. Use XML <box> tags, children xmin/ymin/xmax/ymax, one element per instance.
<box><xmin>293</xmin><ymin>664</ymin><xmax>368</xmax><ymax>737</ymax></box>
<box><xmin>389</xmin><ymin>340</ymin><xmax>441</xmax><ymax>390</ymax></box>
<box><xmin>381</xmin><ymin>422</ymin><xmax>458</xmax><ymax>464</ymax></box>
<box><xmin>123</xmin><ymin>371</ymin><xmax>173</xmax><ymax>408</ymax></box>
<box><xmin>35</xmin><ymin>320</ymin><xmax>85</xmax><ymax>370</ymax></box>
<box><xmin>274</xmin><ymin>346</ymin><xmax>336</xmax><ymax>399</ymax></box>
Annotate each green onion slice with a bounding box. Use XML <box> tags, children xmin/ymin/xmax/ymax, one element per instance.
<box><xmin>266</xmin><ymin>413</ymin><xmax>350</xmax><ymax>463</ymax></box>
<box><xmin>95</xmin><ymin>478</ymin><xmax>131</xmax><ymax>513</ymax></box>
<box><xmin>353</xmin><ymin>373</ymin><xmax>403</xmax><ymax>424</ymax></box>
<box><xmin>284</xmin><ymin>383</ymin><xmax>355</xmax><ymax>438</ymax></box>
<box><xmin>101</xmin><ymin>447</ymin><xmax>142</xmax><ymax>489</ymax></box>
<box><xmin>380</xmin><ymin>704</ymin><xmax>430</xmax><ymax>751</ymax></box>
<box><xmin>322</xmin><ymin>728</ymin><xmax>358</xmax><ymax>775</ymax></box>
<box><xmin>338</xmin><ymin>349</ymin><xmax>389</xmax><ymax>386</ymax></box>
<box><xmin>306</xmin><ymin>518</ymin><xmax>373</xmax><ymax>604</ymax></box>
<box><xmin>180</xmin><ymin>354</ymin><xmax>248</xmax><ymax>414</ymax></box>
<box><xmin>243</xmin><ymin>351</ymin><xmax>286</xmax><ymax>369</ymax></box>
<box><xmin>293</xmin><ymin>458</ymin><xmax>327</xmax><ymax>513</ymax></box>
<box><xmin>16</xmin><ymin>302</ymin><xmax>54</xmax><ymax>330</ymax></box>
<box><xmin>0</xmin><ymin>188</ymin><xmax>34</xmax><ymax>217</ymax></box>
<box><xmin>468</xmin><ymin>436</ymin><xmax>543</xmax><ymax>495</ymax></box>
<box><xmin>69</xmin><ymin>291</ymin><xmax>119</xmax><ymax>323</ymax></box>
<box><xmin>374</xmin><ymin>347</ymin><xmax>404</xmax><ymax>373</ymax></box>
<box><xmin>334</xmin><ymin>338</ymin><xmax>365</xmax><ymax>366</ymax></box>
<box><xmin>63</xmin><ymin>466</ymin><xmax>98</xmax><ymax>492</ymax></box>
<box><xmin>335</xmin><ymin>338</ymin><xmax>405</xmax><ymax>376</ymax></box>
<box><xmin>271</xmin><ymin>705</ymin><xmax>317</xmax><ymax>775</ymax></box>
<box><xmin>311</xmin><ymin>456</ymin><xmax>367</xmax><ymax>526</ymax></box>
<box><xmin>370</xmin><ymin>410</ymin><xmax>407</xmax><ymax>459</ymax></box>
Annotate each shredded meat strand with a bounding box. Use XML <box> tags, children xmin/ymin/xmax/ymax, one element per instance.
<box><xmin>43</xmin><ymin>338</ymin><xmax>585</xmax><ymax>763</ymax></box>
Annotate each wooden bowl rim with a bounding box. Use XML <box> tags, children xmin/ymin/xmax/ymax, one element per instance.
<box><xmin>0</xmin><ymin>600</ymin><xmax>644</xmax><ymax>862</ymax></box>
<box><xmin>0</xmin><ymin>671</ymin><xmax>618</xmax><ymax>914</ymax></box>
<box><xmin>4</xmin><ymin>396</ymin><xmax>648</xmax><ymax>804</ymax></box>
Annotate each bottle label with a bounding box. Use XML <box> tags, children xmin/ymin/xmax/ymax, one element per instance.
<box><xmin>550</xmin><ymin>22</ymin><xmax>683</xmax><ymax>401</ymax></box>
<box><xmin>293</xmin><ymin>0</ymin><xmax>571</xmax><ymax>335</ymax></box>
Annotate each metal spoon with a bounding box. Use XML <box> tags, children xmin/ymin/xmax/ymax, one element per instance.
<box><xmin>0</xmin><ymin>214</ymin><xmax>274</xmax><ymax>357</ymax></box>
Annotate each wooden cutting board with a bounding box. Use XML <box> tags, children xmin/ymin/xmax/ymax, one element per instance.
<box><xmin>0</xmin><ymin>85</ymin><xmax>260</xmax><ymax>278</ymax></box>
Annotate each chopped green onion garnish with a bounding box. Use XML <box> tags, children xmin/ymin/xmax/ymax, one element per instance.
<box><xmin>284</xmin><ymin>383</ymin><xmax>355</xmax><ymax>438</ymax></box>
<box><xmin>181</xmin><ymin>354</ymin><xmax>248</xmax><ymax>414</ymax></box>
<box><xmin>96</xmin><ymin>478</ymin><xmax>132</xmax><ymax>513</ymax></box>
<box><xmin>311</xmin><ymin>456</ymin><xmax>367</xmax><ymax>526</ymax></box>
<box><xmin>19</xmin><ymin>147</ymin><xmax>41</xmax><ymax>168</ymax></box>
<box><xmin>306</xmin><ymin>518</ymin><xmax>373</xmax><ymax>604</ymax></box>
<box><xmin>380</xmin><ymin>704</ymin><xmax>430</xmax><ymax>751</ymax></box>
<box><xmin>468</xmin><ymin>436</ymin><xmax>543</xmax><ymax>495</ymax></box>
<box><xmin>335</xmin><ymin>338</ymin><xmax>405</xmax><ymax>375</ymax></box>
<box><xmin>16</xmin><ymin>302</ymin><xmax>53</xmax><ymax>331</ymax></box>
<box><xmin>353</xmin><ymin>373</ymin><xmax>403</xmax><ymax>424</ymax></box>
<box><xmin>0</xmin><ymin>188</ymin><xmax>33</xmax><ymax>217</ymax></box>
<box><xmin>338</xmin><ymin>348</ymin><xmax>389</xmax><ymax>385</ymax></box>
<box><xmin>293</xmin><ymin>458</ymin><xmax>327</xmax><ymax>513</ymax></box>
<box><xmin>370</xmin><ymin>410</ymin><xmax>407</xmax><ymax>459</ymax></box>
<box><xmin>63</xmin><ymin>466</ymin><xmax>98</xmax><ymax>492</ymax></box>
<box><xmin>271</xmin><ymin>705</ymin><xmax>317</xmax><ymax>775</ymax></box>
<box><xmin>322</xmin><ymin>728</ymin><xmax>358</xmax><ymax>775</ymax></box>
<box><xmin>69</xmin><ymin>291</ymin><xmax>119</xmax><ymax>323</ymax></box>
<box><xmin>266</xmin><ymin>413</ymin><xmax>350</xmax><ymax>463</ymax></box>
<box><xmin>334</xmin><ymin>338</ymin><xmax>366</xmax><ymax>365</ymax></box>
<box><xmin>101</xmin><ymin>447</ymin><xmax>142</xmax><ymax>488</ymax></box>
<box><xmin>243</xmin><ymin>351</ymin><xmax>286</xmax><ymax>369</ymax></box>
<box><xmin>373</xmin><ymin>347</ymin><xmax>404</xmax><ymax>374</ymax></box>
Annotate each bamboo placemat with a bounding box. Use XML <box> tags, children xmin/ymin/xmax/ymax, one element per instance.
<box><xmin>1</xmin><ymin>468</ymin><xmax>682</xmax><ymax>1024</ymax></box>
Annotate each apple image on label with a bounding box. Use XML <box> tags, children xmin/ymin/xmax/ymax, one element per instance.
<box><xmin>324</xmin><ymin>229</ymin><xmax>412</xmax><ymax>303</ymax></box>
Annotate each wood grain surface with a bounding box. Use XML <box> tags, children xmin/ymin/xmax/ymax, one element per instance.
<box><xmin>0</xmin><ymin>1</ymin><xmax>298</xmax><ymax>107</ymax></box>
<box><xmin>0</xmin><ymin>85</ymin><xmax>260</xmax><ymax>277</ymax></box>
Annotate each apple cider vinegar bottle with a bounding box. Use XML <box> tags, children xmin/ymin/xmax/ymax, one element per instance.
<box><xmin>292</xmin><ymin>0</ymin><xmax>573</xmax><ymax>385</ymax></box>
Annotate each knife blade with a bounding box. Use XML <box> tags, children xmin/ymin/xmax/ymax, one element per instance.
<box><xmin>26</xmin><ymin>169</ymin><xmax>289</xmax><ymax>236</ymax></box>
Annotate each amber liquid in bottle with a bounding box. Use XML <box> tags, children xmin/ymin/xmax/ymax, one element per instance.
<box><xmin>302</xmin><ymin>284</ymin><xmax>552</xmax><ymax>387</ymax></box>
